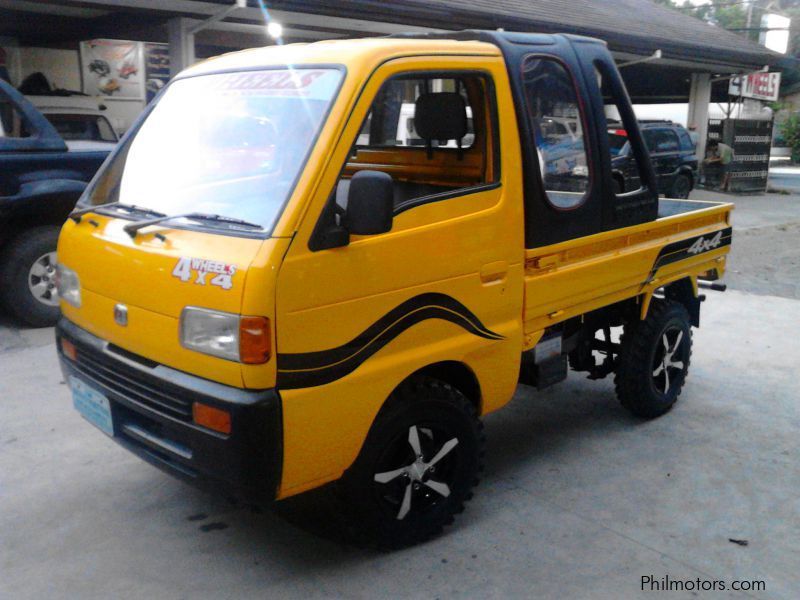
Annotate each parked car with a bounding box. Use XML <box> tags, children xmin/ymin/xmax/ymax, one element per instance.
<box><xmin>609</xmin><ymin>120</ymin><xmax>697</xmax><ymax>198</ymax></box>
<box><xmin>0</xmin><ymin>80</ymin><xmax>112</xmax><ymax>326</ymax></box>
<box><xmin>27</xmin><ymin>95</ymin><xmax>119</xmax><ymax>151</ymax></box>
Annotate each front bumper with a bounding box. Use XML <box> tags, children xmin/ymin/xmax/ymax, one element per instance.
<box><xmin>56</xmin><ymin>318</ymin><xmax>282</xmax><ymax>504</ymax></box>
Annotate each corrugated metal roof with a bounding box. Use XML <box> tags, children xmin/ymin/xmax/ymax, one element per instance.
<box><xmin>275</xmin><ymin>0</ymin><xmax>786</xmax><ymax>71</ymax></box>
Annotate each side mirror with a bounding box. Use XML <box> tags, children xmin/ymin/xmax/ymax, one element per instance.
<box><xmin>344</xmin><ymin>170</ymin><xmax>393</xmax><ymax>236</ymax></box>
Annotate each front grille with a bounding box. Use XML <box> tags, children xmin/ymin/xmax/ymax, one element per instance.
<box><xmin>72</xmin><ymin>345</ymin><xmax>193</xmax><ymax>421</ymax></box>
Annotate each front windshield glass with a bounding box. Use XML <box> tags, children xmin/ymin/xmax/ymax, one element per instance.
<box><xmin>85</xmin><ymin>67</ymin><xmax>343</xmax><ymax>234</ymax></box>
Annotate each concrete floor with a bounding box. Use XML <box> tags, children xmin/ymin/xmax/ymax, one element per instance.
<box><xmin>2</xmin><ymin>190</ymin><xmax>799</xmax><ymax>599</ymax></box>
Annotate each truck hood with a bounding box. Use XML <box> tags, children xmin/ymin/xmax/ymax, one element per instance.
<box><xmin>58</xmin><ymin>214</ymin><xmax>286</xmax><ymax>389</ymax></box>
<box><xmin>58</xmin><ymin>215</ymin><xmax>266</xmax><ymax>319</ymax></box>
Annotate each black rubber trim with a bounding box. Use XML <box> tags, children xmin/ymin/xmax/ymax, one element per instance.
<box><xmin>57</xmin><ymin>318</ymin><xmax>282</xmax><ymax>503</ymax></box>
<box><xmin>393</xmin><ymin>181</ymin><xmax>501</xmax><ymax>216</ymax></box>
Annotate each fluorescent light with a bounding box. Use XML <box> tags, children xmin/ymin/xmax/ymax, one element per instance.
<box><xmin>267</xmin><ymin>21</ymin><xmax>283</xmax><ymax>39</ymax></box>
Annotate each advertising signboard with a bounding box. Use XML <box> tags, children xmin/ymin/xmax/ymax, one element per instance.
<box><xmin>144</xmin><ymin>43</ymin><xmax>170</xmax><ymax>103</ymax></box>
<box><xmin>728</xmin><ymin>72</ymin><xmax>781</xmax><ymax>102</ymax></box>
<box><xmin>80</xmin><ymin>39</ymin><xmax>144</xmax><ymax>99</ymax></box>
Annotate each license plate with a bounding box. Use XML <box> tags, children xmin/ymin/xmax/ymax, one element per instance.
<box><xmin>70</xmin><ymin>376</ymin><xmax>114</xmax><ymax>437</ymax></box>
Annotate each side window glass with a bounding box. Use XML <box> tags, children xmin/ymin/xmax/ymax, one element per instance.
<box><xmin>521</xmin><ymin>56</ymin><xmax>590</xmax><ymax>209</ymax></box>
<box><xmin>677</xmin><ymin>128</ymin><xmax>694</xmax><ymax>151</ymax></box>
<box><xmin>334</xmin><ymin>73</ymin><xmax>496</xmax><ymax>217</ymax></box>
<box><xmin>0</xmin><ymin>97</ymin><xmax>32</xmax><ymax>139</ymax></box>
<box><xmin>643</xmin><ymin>129</ymin><xmax>657</xmax><ymax>153</ymax></box>
<box><xmin>654</xmin><ymin>129</ymin><xmax>678</xmax><ymax>152</ymax></box>
<box><xmin>662</xmin><ymin>130</ymin><xmax>679</xmax><ymax>152</ymax></box>
<box><xmin>356</xmin><ymin>76</ymin><xmax>476</xmax><ymax>150</ymax></box>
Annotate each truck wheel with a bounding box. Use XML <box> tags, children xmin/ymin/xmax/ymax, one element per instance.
<box><xmin>338</xmin><ymin>377</ymin><xmax>483</xmax><ymax>548</ymax></box>
<box><xmin>670</xmin><ymin>173</ymin><xmax>692</xmax><ymax>199</ymax></box>
<box><xmin>0</xmin><ymin>226</ymin><xmax>61</xmax><ymax>327</ymax></box>
<box><xmin>615</xmin><ymin>300</ymin><xmax>692</xmax><ymax>418</ymax></box>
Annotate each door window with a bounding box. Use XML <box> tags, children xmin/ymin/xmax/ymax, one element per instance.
<box><xmin>356</xmin><ymin>75</ymin><xmax>476</xmax><ymax>150</ymax></box>
<box><xmin>336</xmin><ymin>72</ymin><xmax>498</xmax><ymax>215</ymax></box>
<box><xmin>521</xmin><ymin>57</ymin><xmax>590</xmax><ymax>209</ymax></box>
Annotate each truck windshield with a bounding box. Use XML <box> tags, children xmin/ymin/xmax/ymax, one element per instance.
<box><xmin>84</xmin><ymin>68</ymin><xmax>343</xmax><ymax>234</ymax></box>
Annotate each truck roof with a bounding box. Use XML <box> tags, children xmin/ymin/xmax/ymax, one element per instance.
<box><xmin>179</xmin><ymin>37</ymin><xmax>502</xmax><ymax>79</ymax></box>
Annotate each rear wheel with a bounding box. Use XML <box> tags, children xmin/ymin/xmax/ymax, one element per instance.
<box><xmin>670</xmin><ymin>173</ymin><xmax>692</xmax><ymax>199</ymax></box>
<box><xmin>338</xmin><ymin>377</ymin><xmax>483</xmax><ymax>548</ymax></box>
<box><xmin>615</xmin><ymin>300</ymin><xmax>692</xmax><ymax>418</ymax></box>
<box><xmin>0</xmin><ymin>226</ymin><xmax>61</xmax><ymax>327</ymax></box>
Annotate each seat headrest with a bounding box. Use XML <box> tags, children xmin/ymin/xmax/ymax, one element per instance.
<box><xmin>414</xmin><ymin>92</ymin><xmax>467</xmax><ymax>143</ymax></box>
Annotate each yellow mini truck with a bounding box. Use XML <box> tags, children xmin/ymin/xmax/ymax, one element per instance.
<box><xmin>55</xmin><ymin>31</ymin><xmax>732</xmax><ymax>547</ymax></box>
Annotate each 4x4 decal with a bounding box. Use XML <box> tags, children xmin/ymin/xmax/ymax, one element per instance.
<box><xmin>276</xmin><ymin>293</ymin><xmax>504</xmax><ymax>389</ymax></box>
<box><xmin>646</xmin><ymin>227</ymin><xmax>732</xmax><ymax>283</ymax></box>
<box><xmin>687</xmin><ymin>231</ymin><xmax>724</xmax><ymax>255</ymax></box>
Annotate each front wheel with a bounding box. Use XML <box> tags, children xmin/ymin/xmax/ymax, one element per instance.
<box><xmin>615</xmin><ymin>300</ymin><xmax>692</xmax><ymax>418</ymax></box>
<box><xmin>0</xmin><ymin>226</ymin><xmax>61</xmax><ymax>327</ymax></box>
<box><xmin>338</xmin><ymin>377</ymin><xmax>483</xmax><ymax>548</ymax></box>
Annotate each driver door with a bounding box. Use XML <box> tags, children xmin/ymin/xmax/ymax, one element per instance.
<box><xmin>273</xmin><ymin>55</ymin><xmax>524</xmax><ymax>497</ymax></box>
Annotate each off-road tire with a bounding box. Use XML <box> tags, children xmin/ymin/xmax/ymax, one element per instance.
<box><xmin>615</xmin><ymin>300</ymin><xmax>692</xmax><ymax>418</ymax></box>
<box><xmin>0</xmin><ymin>226</ymin><xmax>61</xmax><ymax>327</ymax></box>
<box><xmin>337</xmin><ymin>377</ymin><xmax>484</xmax><ymax>549</ymax></box>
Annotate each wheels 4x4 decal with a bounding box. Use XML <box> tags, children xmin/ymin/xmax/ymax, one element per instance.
<box><xmin>172</xmin><ymin>257</ymin><xmax>236</xmax><ymax>290</ymax></box>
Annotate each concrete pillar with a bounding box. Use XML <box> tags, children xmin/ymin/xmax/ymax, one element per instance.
<box><xmin>687</xmin><ymin>73</ymin><xmax>711</xmax><ymax>160</ymax></box>
<box><xmin>168</xmin><ymin>18</ymin><xmax>195</xmax><ymax>78</ymax></box>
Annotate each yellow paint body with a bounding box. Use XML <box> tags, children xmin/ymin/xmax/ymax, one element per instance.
<box><xmin>57</xmin><ymin>39</ymin><xmax>733</xmax><ymax>500</ymax></box>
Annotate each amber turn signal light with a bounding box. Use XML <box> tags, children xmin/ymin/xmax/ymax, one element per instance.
<box><xmin>61</xmin><ymin>338</ymin><xmax>78</xmax><ymax>361</ymax></box>
<box><xmin>239</xmin><ymin>316</ymin><xmax>271</xmax><ymax>364</ymax></box>
<box><xmin>192</xmin><ymin>402</ymin><xmax>231</xmax><ymax>435</ymax></box>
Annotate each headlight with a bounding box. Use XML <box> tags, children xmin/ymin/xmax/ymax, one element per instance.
<box><xmin>179</xmin><ymin>307</ymin><xmax>271</xmax><ymax>364</ymax></box>
<box><xmin>55</xmin><ymin>264</ymin><xmax>81</xmax><ymax>307</ymax></box>
<box><xmin>180</xmin><ymin>307</ymin><xmax>240</xmax><ymax>361</ymax></box>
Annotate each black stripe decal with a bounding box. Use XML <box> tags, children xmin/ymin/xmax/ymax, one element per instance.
<box><xmin>277</xmin><ymin>293</ymin><xmax>504</xmax><ymax>389</ymax></box>
<box><xmin>646</xmin><ymin>226</ymin><xmax>732</xmax><ymax>283</ymax></box>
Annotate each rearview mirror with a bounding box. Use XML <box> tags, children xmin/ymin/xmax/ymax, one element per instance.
<box><xmin>344</xmin><ymin>170</ymin><xmax>394</xmax><ymax>236</ymax></box>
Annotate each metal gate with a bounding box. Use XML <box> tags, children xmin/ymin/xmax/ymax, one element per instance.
<box><xmin>706</xmin><ymin>118</ymin><xmax>773</xmax><ymax>193</ymax></box>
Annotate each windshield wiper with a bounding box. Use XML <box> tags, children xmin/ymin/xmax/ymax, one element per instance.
<box><xmin>123</xmin><ymin>212</ymin><xmax>263</xmax><ymax>238</ymax></box>
<box><xmin>69</xmin><ymin>202</ymin><xmax>120</xmax><ymax>223</ymax></box>
<box><xmin>69</xmin><ymin>202</ymin><xmax>166</xmax><ymax>223</ymax></box>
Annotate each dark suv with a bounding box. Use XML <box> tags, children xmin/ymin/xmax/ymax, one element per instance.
<box><xmin>608</xmin><ymin>120</ymin><xmax>698</xmax><ymax>199</ymax></box>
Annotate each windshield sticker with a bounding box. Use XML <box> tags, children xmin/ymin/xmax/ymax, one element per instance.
<box><xmin>172</xmin><ymin>257</ymin><xmax>236</xmax><ymax>290</ymax></box>
<box><xmin>207</xmin><ymin>69</ymin><xmax>341</xmax><ymax>100</ymax></box>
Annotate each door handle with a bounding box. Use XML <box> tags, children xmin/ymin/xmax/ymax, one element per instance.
<box><xmin>480</xmin><ymin>261</ymin><xmax>508</xmax><ymax>284</ymax></box>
